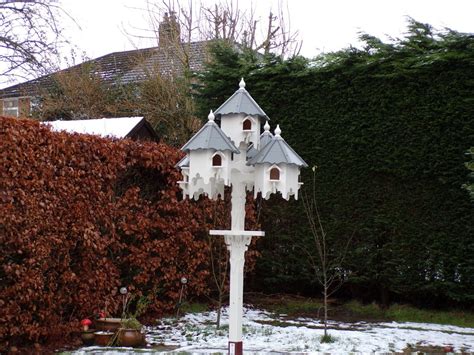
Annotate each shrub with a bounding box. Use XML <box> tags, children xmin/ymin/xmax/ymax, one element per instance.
<box><xmin>0</xmin><ymin>116</ymin><xmax>258</xmax><ymax>348</ymax></box>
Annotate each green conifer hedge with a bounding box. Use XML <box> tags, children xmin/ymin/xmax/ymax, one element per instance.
<box><xmin>197</xmin><ymin>20</ymin><xmax>474</xmax><ymax>306</ymax></box>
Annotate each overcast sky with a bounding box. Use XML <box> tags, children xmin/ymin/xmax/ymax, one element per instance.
<box><xmin>1</xmin><ymin>0</ymin><xmax>473</xmax><ymax>89</ymax></box>
<box><xmin>60</xmin><ymin>0</ymin><xmax>474</xmax><ymax>61</ymax></box>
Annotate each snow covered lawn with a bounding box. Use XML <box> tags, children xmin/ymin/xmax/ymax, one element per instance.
<box><xmin>71</xmin><ymin>306</ymin><xmax>474</xmax><ymax>354</ymax></box>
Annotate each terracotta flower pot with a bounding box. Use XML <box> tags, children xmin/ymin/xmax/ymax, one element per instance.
<box><xmin>95</xmin><ymin>318</ymin><xmax>122</xmax><ymax>332</ymax></box>
<box><xmin>80</xmin><ymin>330</ymin><xmax>95</xmax><ymax>346</ymax></box>
<box><xmin>93</xmin><ymin>331</ymin><xmax>115</xmax><ymax>346</ymax></box>
<box><xmin>117</xmin><ymin>329</ymin><xmax>144</xmax><ymax>347</ymax></box>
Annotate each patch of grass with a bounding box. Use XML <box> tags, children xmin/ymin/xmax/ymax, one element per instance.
<box><xmin>179</xmin><ymin>302</ymin><xmax>208</xmax><ymax>314</ymax></box>
<box><xmin>385</xmin><ymin>304</ymin><xmax>474</xmax><ymax>328</ymax></box>
<box><xmin>320</xmin><ymin>333</ymin><xmax>336</xmax><ymax>343</ymax></box>
<box><xmin>267</xmin><ymin>298</ymin><xmax>323</xmax><ymax>316</ymax></box>
<box><xmin>345</xmin><ymin>301</ymin><xmax>474</xmax><ymax>328</ymax></box>
<box><xmin>345</xmin><ymin>301</ymin><xmax>386</xmax><ymax>319</ymax></box>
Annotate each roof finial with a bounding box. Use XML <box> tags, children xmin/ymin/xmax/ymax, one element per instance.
<box><xmin>264</xmin><ymin>121</ymin><xmax>270</xmax><ymax>132</ymax></box>
<box><xmin>274</xmin><ymin>124</ymin><xmax>281</xmax><ymax>137</ymax></box>
<box><xmin>208</xmin><ymin>109</ymin><xmax>215</xmax><ymax>121</ymax></box>
<box><xmin>239</xmin><ymin>77</ymin><xmax>246</xmax><ymax>89</ymax></box>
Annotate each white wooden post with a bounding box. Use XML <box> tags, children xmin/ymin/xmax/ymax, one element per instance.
<box><xmin>225</xmin><ymin>234</ymin><xmax>251</xmax><ymax>353</ymax></box>
<box><xmin>227</xmin><ymin>180</ymin><xmax>249</xmax><ymax>353</ymax></box>
<box><xmin>211</xmin><ymin>178</ymin><xmax>264</xmax><ymax>354</ymax></box>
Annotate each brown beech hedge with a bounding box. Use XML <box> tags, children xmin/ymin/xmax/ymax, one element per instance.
<box><xmin>0</xmin><ymin>116</ymin><xmax>258</xmax><ymax>348</ymax></box>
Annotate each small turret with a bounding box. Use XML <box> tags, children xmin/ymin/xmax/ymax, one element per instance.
<box><xmin>214</xmin><ymin>79</ymin><xmax>268</xmax><ymax>148</ymax></box>
<box><xmin>179</xmin><ymin>110</ymin><xmax>239</xmax><ymax>199</ymax></box>
<box><xmin>248</xmin><ymin>125</ymin><xmax>307</xmax><ymax>200</ymax></box>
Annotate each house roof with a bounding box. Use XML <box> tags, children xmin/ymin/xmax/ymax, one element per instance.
<box><xmin>181</xmin><ymin>111</ymin><xmax>240</xmax><ymax>153</ymax></box>
<box><xmin>247</xmin><ymin>125</ymin><xmax>307</xmax><ymax>167</ymax></box>
<box><xmin>214</xmin><ymin>78</ymin><xmax>268</xmax><ymax>118</ymax></box>
<box><xmin>43</xmin><ymin>116</ymin><xmax>153</xmax><ymax>139</ymax></box>
<box><xmin>0</xmin><ymin>42</ymin><xmax>210</xmax><ymax>99</ymax></box>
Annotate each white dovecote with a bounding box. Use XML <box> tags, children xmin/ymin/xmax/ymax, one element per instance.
<box><xmin>176</xmin><ymin>79</ymin><xmax>307</xmax><ymax>354</ymax></box>
<box><xmin>178</xmin><ymin>81</ymin><xmax>307</xmax><ymax>201</ymax></box>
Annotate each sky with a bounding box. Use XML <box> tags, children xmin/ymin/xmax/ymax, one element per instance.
<box><xmin>59</xmin><ymin>0</ymin><xmax>474</xmax><ymax>61</ymax></box>
<box><xmin>1</xmin><ymin>0</ymin><xmax>473</xmax><ymax>89</ymax></box>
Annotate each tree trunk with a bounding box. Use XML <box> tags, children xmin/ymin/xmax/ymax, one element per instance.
<box><xmin>380</xmin><ymin>283</ymin><xmax>390</xmax><ymax>309</ymax></box>
<box><xmin>323</xmin><ymin>284</ymin><xmax>328</xmax><ymax>337</ymax></box>
<box><xmin>216</xmin><ymin>291</ymin><xmax>223</xmax><ymax>329</ymax></box>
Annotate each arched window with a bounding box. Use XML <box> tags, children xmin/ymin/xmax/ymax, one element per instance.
<box><xmin>269</xmin><ymin>167</ymin><xmax>280</xmax><ymax>180</ymax></box>
<box><xmin>242</xmin><ymin>118</ymin><xmax>252</xmax><ymax>130</ymax></box>
<box><xmin>212</xmin><ymin>154</ymin><xmax>222</xmax><ymax>167</ymax></box>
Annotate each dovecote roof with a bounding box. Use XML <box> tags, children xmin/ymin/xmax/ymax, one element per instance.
<box><xmin>181</xmin><ymin>117</ymin><xmax>240</xmax><ymax>154</ymax></box>
<box><xmin>247</xmin><ymin>125</ymin><xmax>307</xmax><ymax>167</ymax></box>
<box><xmin>214</xmin><ymin>79</ymin><xmax>267</xmax><ymax>118</ymax></box>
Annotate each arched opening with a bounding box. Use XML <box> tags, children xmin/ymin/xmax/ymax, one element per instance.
<box><xmin>269</xmin><ymin>167</ymin><xmax>280</xmax><ymax>180</ymax></box>
<box><xmin>242</xmin><ymin>118</ymin><xmax>252</xmax><ymax>130</ymax></box>
<box><xmin>212</xmin><ymin>154</ymin><xmax>222</xmax><ymax>167</ymax></box>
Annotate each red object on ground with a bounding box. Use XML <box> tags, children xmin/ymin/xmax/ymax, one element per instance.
<box><xmin>80</xmin><ymin>319</ymin><xmax>92</xmax><ymax>331</ymax></box>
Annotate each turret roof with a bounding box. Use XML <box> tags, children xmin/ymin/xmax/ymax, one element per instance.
<box><xmin>175</xmin><ymin>155</ymin><xmax>189</xmax><ymax>168</ymax></box>
<box><xmin>247</xmin><ymin>125</ymin><xmax>307</xmax><ymax>167</ymax></box>
<box><xmin>214</xmin><ymin>78</ymin><xmax>268</xmax><ymax>118</ymax></box>
<box><xmin>181</xmin><ymin>113</ymin><xmax>240</xmax><ymax>153</ymax></box>
<box><xmin>259</xmin><ymin>121</ymin><xmax>273</xmax><ymax>149</ymax></box>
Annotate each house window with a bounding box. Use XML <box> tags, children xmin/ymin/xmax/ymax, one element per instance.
<box><xmin>3</xmin><ymin>98</ymin><xmax>19</xmax><ymax>117</ymax></box>
<box><xmin>212</xmin><ymin>154</ymin><xmax>222</xmax><ymax>167</ymax></box>
<box><xmin>242</xmin><ymin>118</ymin><xmax>252</xmax><ymax>130</ymax></box>
<box><xmin>269</xmin><ymin>167</ymin><xmax>280</xmax><ymax>181</ymax></box>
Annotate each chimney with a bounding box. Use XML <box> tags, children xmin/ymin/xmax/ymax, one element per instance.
<box><xmin>159</xmin><ymin>12</ymin><xmax>181</xmax><ymax>47</ymax></box>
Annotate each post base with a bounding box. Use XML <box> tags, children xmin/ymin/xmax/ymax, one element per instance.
<box><xmin>228</xmin><ymin>341</ymin><xmax>243</xmax><ymax>355</ymax></box>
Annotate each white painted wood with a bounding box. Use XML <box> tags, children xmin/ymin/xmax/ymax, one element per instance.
<box><xmin>210</xmin><ymin>230</ymin><xmax>265</xmax><ymax>237</ymax></box>
<box><xmin>221</xmin><ymin>113</ymin><xmax>262</xmax><ymax>148</ymax></box>
<box><xmin>253</xmin><ymin>163</ymin><xmax>302</xmax><ymax>200</ymax></box>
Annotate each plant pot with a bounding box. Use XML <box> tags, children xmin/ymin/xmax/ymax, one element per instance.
<box><xmin>93</xmin><ymin>331</ymin><xmax>115</xmax><ymax>346</ymax></box>
<box><xmin>117</xmin><ymin>329</ymin><xmax>144</xmax><ymax>347</ymax></box>
<box><xmin>95</xmin><ymin>318</ymin><xmax>122</xmax><ymax>332</ymax></box>
<box><xmin>80</xmin><ymin>330</ymin><xmax>95</xmax><ymax>345</ymax></box>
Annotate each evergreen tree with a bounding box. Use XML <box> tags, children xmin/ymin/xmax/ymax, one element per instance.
<box><xmin>196</xmin><ymin>21</ymin><xmax>474</xmax><ymax>306</ymax></box>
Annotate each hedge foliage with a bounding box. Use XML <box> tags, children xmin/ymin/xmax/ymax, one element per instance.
<box><xmin>0</xmin><ymin>116</ymin><xmax>257</xmax><ymax>347</ymax></box>
<box><xmin>197</xmin><ymin>20</ymin><xmax>474</xmax><ymax>306</ymax></box>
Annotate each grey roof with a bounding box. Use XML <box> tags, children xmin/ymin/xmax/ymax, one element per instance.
<box><xmin>175</xmin><ymin>155</ymin><xmax>189</xmax><ymax>168</ymax></box>
<box><xmin>246</xmin><ymin>144</ymin><xmax>258</xmax><ymax>160</ymax></box>
<box><xmin>181</xmin><ymin>121</ymin><xmax>240</xmax><ymax>153</ymax></box>
<box><xmin>259</xmin><ymin>130</ymin><xmax>273</xmax><ymax>149</ymax></box>
<box><xmin>0</xmin><ymin>42</ymin><xmax>210</xmax><ymax>99</ymax></box>
<box><xmin>214</xmin><ymin>86</ymin><xmax>267</xmax><ymax>118</ymax></box>
<box><xmin>120</xmin><ymin>41</ymin><xmax>210</xmax><ymax>83</ymax></box>
<box><xmin>247</xmin><ymin>135</ymin><xmax>308</xmax><ymax>167</ymax></box>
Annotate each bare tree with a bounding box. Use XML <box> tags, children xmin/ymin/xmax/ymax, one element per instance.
<box><xmin>36</xmin><ymin>61</ymin><xmax>120</xmax><ymax>120</ymax></box>
<box><xmin>138</xmin><ymin>63</ymin><xmax>201</xmax><ymax>146</ymax></box>
<box><xmin>208</xmin><ymin>198</ymin><xmax>230</xmax><ymax>329</ymax></box>
<box><xmin>126</xmin><ymin>0</ymin><xmax>301</xmax><ymax>58</ymax></box>
<box><xmin>35</xmin><ymin>56</ymin><xmax>199</xmax><ymax>146</ymax></box>
<box><xmin>302</xmin><ymin>166</ymin><xmax>352</xmax><ymax>340</ymax></box>
<box><xmin>0</xmin><ymin>0</ymin><xmax>70</xmax><ymax>85</ymax></box>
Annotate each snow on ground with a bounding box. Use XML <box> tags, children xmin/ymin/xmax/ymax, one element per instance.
<box><xmin>71</xmin><ymin>306</ymin><xmax>474</xmax><ymax>354</ymax></box>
